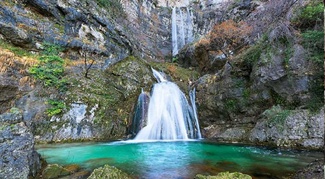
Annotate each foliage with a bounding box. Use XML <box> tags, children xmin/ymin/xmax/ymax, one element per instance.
<box><xmin>264</xmin><ymin>105</ymin><xmax>291</xmax><ymax>130</ymax></box>
<box><xmin>29</xmin><ymin>55</ymin><xmax>67</xmax><ymax>90</ymax></box>
<box><xmin>172</xmin><ymin>57</ymin><xmax>178</xmax><ymax>63</ymax></box>
<box><xmin>225</xmin><ymin>99</ymin><xmax>239</xmax><ymax>112</ymax></box>
<box><xmin>301</xmin><ymin>30</ymin><xmax>324</xmax><ymax>113</ymax></box>
<box><xmin>292</xmin><ymin>1</ymin><xmax>323</xmax><ymax>29</ymax></box>
<box><xmin>29</xmin><ymin>43</ymin><xmax>67</xmax><ymax>117</ymax></box>
<box><xmin>301</xmin><ymin>30</ymin><xmax>324</xmax><ymax>64</ymax></box>
<box><xmin>41</xmin><ymin>42</ymin><xmax>64</xmax><ymax>56</ymax></box>
<box><xmin>306</xmin><ymin>72</ymin><xmax>324</xmax><ymax>113</ymax></box>
<box><xmin>46</xmin><ymin>100</ymin><xmax>66</xmax><ymax>117</ymax></box>
<box><xmin>241</xmin><ymin>44</ymin><xmax>263</xmax><ymax>67</ymax></box>
<box><xmin>200</xmin><ymin>20</ymin><xmax>251</xmax><ymax>57</ymax></box>
<box><xmin>96</xmin><ymin>0</ymin><xmax>126</xmax><ymax>18</ymax></box>
<box><xmin>29</xmin><ymin>43</ymin><xmax>67</xmax><ymax>91</ymax></box>
<box><xmin>9</xmin><ymin>107</ymin><xmax>21</xmax><ymax>114</ymax></box>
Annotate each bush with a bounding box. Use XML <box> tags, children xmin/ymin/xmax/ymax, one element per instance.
<box><xmin>202</xmin><ymin>20</ymin><xmax>251</xmax><ymax>57</ymax></box>
<box><xmin>292</xmin><ymin>1</ymin><xmax>323</xmax><ymax>29</ymax></box>
<box><xmin>96</xmin><ymin>0</ymin><xmax>126</xmax><ymax>18</ymax></box>
<box><xmin>29</xmin><ymin>55</ymin><xmax>67</xmax><ymax>90</ymax></box>
<box><xmin>29</xmin><ymin>43</ymin><xmax>67</xmax><ymax>91</ymax></box>
<box><xmin>263</xmin><ymin>105</ymin><xmax>291</xmax><ymax>130</ymax></box>
<box><xmin>301</xmin><ymin>30</ymin><xmax>324</xmax><ymax>64</ymax></box>
<box><xmin>46</xmin><ymin>100</ymin><xmax>66</xmax><ymax>117</ymax></box>
<box><xmin>29</xmin><ymin>43</ymin><xmax>68</xmax><ymax>116</ymax></box>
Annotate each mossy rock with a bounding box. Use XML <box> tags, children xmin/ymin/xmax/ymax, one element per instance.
<box><xmin>63</xmin><ymin>164</ymin><xmax>80</xmax><ymax>173</ymax></box>
<box><xmin>195</xmin><ymin>172</ymin><xmax>252</xmax><ymax>179</ymax></box>
<box><xmin>42</xmin><ymin>164</ymin><xmax>70</xmax><ymax>179</ymax></box>
<box><xmin>87</xmin><ymin>165</ymin><xmax>131</xmax><ymax>179</ymax></box>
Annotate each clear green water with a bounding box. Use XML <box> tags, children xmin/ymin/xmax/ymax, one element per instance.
<box><xmin>37</xmin><ymin>140</ymin><xmax>323</xmax><ymax>178</ymax></box>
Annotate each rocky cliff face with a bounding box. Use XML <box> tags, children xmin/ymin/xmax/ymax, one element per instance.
<box><xmin>176</xmin><ymin>0</ymin><xmax>324</xmax><ymax>149</ymax></box>
<box><xmin>0</xmin><ymin>111</ymin><xmax>41</xmax><ymax>178</ymax></box>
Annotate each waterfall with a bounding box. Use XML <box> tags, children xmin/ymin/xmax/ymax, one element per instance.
<box><xmin>186</xmin><ymin>7</ymin><xmax>193</xmax><ymax>43</ymax></box>
<box><xmin>129</xmin><ymin>89</ymin><xmax>150</xmax><ymax>138</ymax></box>
<box><xmin>172</xmin><ymin>7</ymin><xmax>178</xmax><ymax>56</ymax></box>
<box><xmin>189</xmin><ymin>88</ymin><xmax>201</xmax><ymax>138</ymax></box>
<box><xmin>179</xmin><ymin>9</ymin><xmax>185</xmax><ymax>47</ymax></box>
<box><xmin>171</xmin><ymin>7</ymin><xmax>194</xmax><ymax>56</ymax></box>
<box><xmin>133</xmin><ymin>69</ymin><xmax>201</xmax><ymax>141</ymax></box>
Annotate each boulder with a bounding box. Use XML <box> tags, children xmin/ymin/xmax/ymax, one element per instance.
<box><xmin>195</xmin><ymin>172</ymin><xmax>252</xmax><ymax>179</ymax></box>
<box><xmin>87</xmin><ymin>165</ymin><xmax>131</xmax><ymax>179</ymax></box>
<box><xmin>42</xmin><ymin>164</ymin><xmax>70</xmax><ymax>179</ymax></box>
<box><xmin>249</xmin><ymin>107</ymin><xmax>324</xmax><ymax>149</ymax></box>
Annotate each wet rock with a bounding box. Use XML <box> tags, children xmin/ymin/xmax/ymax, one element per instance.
<box><xmin>0</xmin><ymin>112</ymin><xmax>41</xmax><ymax>179</ymax></box>
<box><xmin>195</xmin><ymin>171</ymin><xmax>252</xmax><ymax>179</ymax></box>
<box><xmin>64</xmin><ymin>164</ymin><xmax>80</xmax><ymax>174</ymax></box>
<box><xmin>87</xmin><ymin>165</ymin><xmax>131</xmax><ymax>179</ymax></box>
<box><xmin>217</xmin><ymin>127</ymin><xmax>247</xmax><ymax>141</ymax></box>
<box><xmin>290</xmin><ymin>159</ymin><xmax>324</xmax><ymax>179</ymax></box>
<box><xmin>42</xmin><ymin>164</ymin><xmax>70</xmax><ymax>179</ymax></box>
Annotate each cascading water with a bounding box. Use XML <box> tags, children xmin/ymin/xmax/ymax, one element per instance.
<box><xmin>133</xmin><ymin>69</ymin><xmax>201</xmax><ymax>141</ymax></box>
<box><xmin>179</xmin><ymin>9</ymin><xmax>186</xmax><ymax>47</ymax></box>
<box><xmin>172</xmin><ymin>7</ymin><xmax>178</xmax><ymax>56</ymax></box>
<box><xmin>129</xmin><ymin>89</ymin><xmax>150</xmax><ymax>138</ymax></box>
<box><xmin>186</xmin><ymin>7</ymin><xmax>194</xmax><ymax>43</ymax></box>
<box><xmin>171</xmin><ymin>7</ymin><xmax>194</xmax><ymax>56</ymax></box>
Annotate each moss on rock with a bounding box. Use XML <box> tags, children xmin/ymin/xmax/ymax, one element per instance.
<box><xmin>87</xmin><ymin>165</ymin><xmax>131</xmax><ymax>179</ymax></box>
<box><xmin>195</xmin><ymin>172</ymin><xmax>252</xmax><ymax>179</ymax></box>
<box><xmin>42</xmin><ymin>164</ymin><xmax>70</xmax><ymax>179</ymax></box>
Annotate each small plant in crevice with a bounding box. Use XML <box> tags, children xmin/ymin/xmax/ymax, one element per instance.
<box><xmin>301</xmin><ymin>30</ymin><xmax>324</xmax><ymax>64</ymax></box>
<box><xmin>46</xmin><ymin>100</ymin><xmax>66</xmax><ymax>117</ymax></box>
<box><xmin>292</xmin><ymin>0</ymin><xmax>323</xmax><ymax>30</ymax></box>
<box><xmin>263</xmin><ymin>105</ymin><xmax>291</xmax><ymax>131</ymax></box>
<box><xmin>29</xmin><ymin>55</ymin><xmax>67</xmax><ymax>91</ymax></box>
<box><xmin>225</xmin><ymin>99</ymin><xmax>239</xmax><ymax>112</ymax></box>
<box><xmin>96</xmin><ymin>0</ymin><xmax>126</xmax><ymax>18</ymax></box>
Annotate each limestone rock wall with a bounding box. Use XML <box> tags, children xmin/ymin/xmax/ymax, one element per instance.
<box><xmin>0</xmin><ymin>112</ymin><xmax>41</xmax><ymax>178</ymax></box>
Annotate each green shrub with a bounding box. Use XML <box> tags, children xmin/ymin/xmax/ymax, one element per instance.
<box><xmin>96</xmin><ymin>0</ymin><xmax>126</xmax><ymax>18</ymax></box>
<box><xmin>292</xmin><ymin>1</ymin><xmax>324</xmax><ymax>29</ymax></box>
<box><xmin>264</xmin><ymin>105</ymin><xmax>291</xmax><ymax>130</ymax></box>
<box><xmin>225</xmin><ymin>99</ymin><xmax>239</xmax><ymax>112</ymax></box>
<box><xmin>29</xmin><ymin>55</ymin><xmax>67</xmax><ymax>90</ymax></box>
<box><xmin>301</xmin><ymin>30</ymin><xmax>324</xmax><ymax>64</ymax></box>
<box><xmin>42</xmin><ymin>42</ymin><xmax>64</xmax><ymax>56</ymax></box>
<box><xmin>29</xmin><ymin>43</ymin><xmax>68</xmax><ymax>117</ymax></box>
<box><xmin>29</xmin><ymin>43</ymin><xmax>67</xmax><ymax>91</ymax></box>
<box><xmin>46</xmin><ymin>100</ymin><xmax>66</xmax><ymax>117</ymax></box>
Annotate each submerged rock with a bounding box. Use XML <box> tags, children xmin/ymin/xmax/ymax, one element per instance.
<box><xmin>42</xmin><ymin>164</ymin><xmax>70</xmax><ymax>179</ymax></box>
<box><xmin>290</xmin><ymin>159</ymin><xmax>324</xmax><ymax>179</ymax></box>
<box><xmin>195</xmin><ymin>172</ymin><xmax>252</xmax><ymax>179</ymax></box>
<box><xmin>87</xmin><ymin>165</ymin><xmax>131</xmax><ymax>179</ymax></box>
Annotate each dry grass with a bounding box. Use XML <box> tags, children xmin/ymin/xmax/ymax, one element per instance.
<box><xmin>0</xmin><ymin>47</ymin><xmax>38</xmax><ymax>74</ymax></box>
